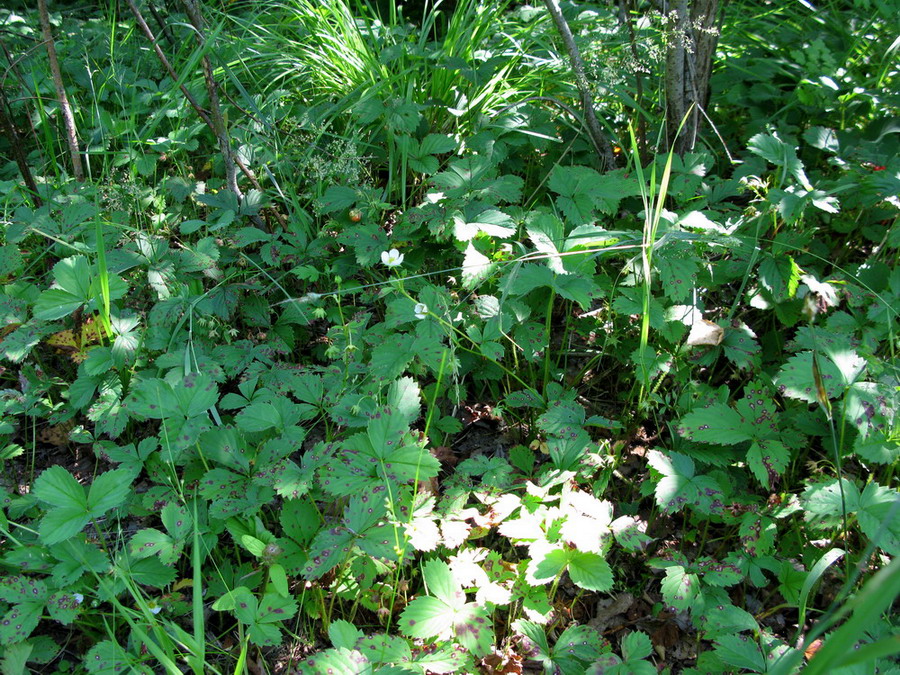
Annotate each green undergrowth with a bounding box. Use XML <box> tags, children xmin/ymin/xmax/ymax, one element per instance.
<box><xmin>0</xmin><ymin>0</ymin><xmax>897</xmax><ymax>673</ymax></box>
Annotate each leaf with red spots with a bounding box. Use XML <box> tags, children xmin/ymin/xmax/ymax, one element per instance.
<box><xmin>83</xmin><ymin>640</ymin><xmax>134</xmax><ymax>674</ymax></box>
<box><xmin>776</xmin><ymin>351</ymin><xmax>854</xmax><ymax>403</ymax></box>
<box><xmin>647</xmin><ymin>450</ymin><xmax>725</xmax><ymax>515</ymax></box>
<box><xmin>129</xmin><ymin>528</ymin><xmax>180</xmax><ymax>565</ymax></box>
<box><xmin>0</xmin><ymin>576</ymin><xmax>48</xmax><ymax>604</ymax></box>
<box><xmin>296</xmin><ymin>647</ymin><xmax>373</xmax><ymax>674</ymax></box>
<box><xmin>0</xmin><ymin>601</ymin><xmax>42</xmax><ymax>645</ymax></box>
<box><xmin>659</xmin><ymin>564</ymin><xmax>700</xmax><ymax>612</ymax></box>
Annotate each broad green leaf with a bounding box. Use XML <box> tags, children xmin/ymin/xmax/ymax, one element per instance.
<box><xmin>855</xmin><ymin>482</ymin><xmax>900</xmax><ymax>555</ymax></box>
<box><xmin>453</xmin><ymin>208</ymin><xmax>516</xmax><ymax>241</ymax></box>
<box><xmin>33</xmin><ymin>466</ymin><xmax>87</xmax><ymax>510</ymax></box>
<box><xmin>87</xmin><ymin>468</ymin><xmax>132</xmax><ymax>516</ymax></box>
<box><xmin>844</xmin><ymin>380</ymin><xmax>894</xmax><ymax>439</ymax></box>
<box><xmin>130</xmin><ymin>528</ymin><xmax>180</xmax><ymax>565</ymax></box>
<box><xmin>302</xmin><ymin>528</ymin><xmax>353</xmax><ymax>580</ymax></box>
<box><xmin>126</xmin><ymin>378</ymin><xmax>177</xmax><ymax>418</ymax></box>
<box><xmin>739</xmin><ymin>512</ymin><xmax>776</xmax><ymax>557</ymax></box>
<box><xmin>454</xmin><ymin>604</ymin><xmax>493</xmax><ymax>657</ymax></box>
<box><xmin>34</xmin><ymin>257</ymin><xmax>92</xmax><ymax>319</ymax></box>
<box><xmin>354</xmin><ymin>634</ymin><xmax>412</xmax><ymax>664</ymax></box>
<box><xmin>758</xmin><ymin>254</ymin><xmax>801</xmax><ymax>301</ymax></box>
<box><xmin>418</xmin><ymin>133</ymin><xmax>456</xmax><ymax>156</ymax></box>
<box><xmin>514</xmin><ymin>619</ymin><xmax>551</xmax><ymax>660</ymax></box>
<box><xmin>0</xmin><ymin>244</ymin><xmax>23</xmax><ymax>276</ymax></box>
<box><xmin>386</xmin><ymin>377</ymin><xmax>421</xmax><ymax>427</ymax></box>
<box><xmin>854</xmin><ymin>430</ymin><xmax>900</xmax><ymax>465</ymax></box>
<box><xmin>461</xmin><ymin>242</ymin><xmax>494</xmax><ymax>289</ymax></box>
<box><xmin>714</xmin><ymin>634</ymin><xmax>767</xmax><ymax>673</ymax></box>
<box><xmin>83</xmin><ymin>640</ymin><xmax>133</xmax><ymax>674</ymax></box>
<box><xmin>554</xmin><ymin>624</ymin><xmax>607</xmax><ymax>664</ymax></box>
<box><xmin>317</xmin><ymin>186</ymin><xmax>357</xmax><ymax>213</ymax></box>
<box><xmin>369</xmin><ymin>333</ymin><xmax>415</xmax><ymax>379</ymax></box>
<box><xmin>47</xmin><ymin>591</ymin><xmax>82</xmax><ymax>626</ymax></box>
<box><xmin>777</xmin><ymin>351</ymin><xmax>847</xmax><ymax>403</ymax></box>
<box><xmin>677</xmin><ymin>404</ymin><xmax>751</xmax><ymax>445</ymax></box>
<box><xmin>647</xmin><ymin>450</ymin><xmax>725</xmax><ymax>514</ymax></box>
<box><xmin>621</xmin><ymin>631</ymin><xmax>653</xmax><ymax>661</ymax></box>
<box><xmin>366</xmin><ymin>408</ymin><xmax>410</xmax><ymax>455</ymax></box>
<box><xmin>802</xmin><ymin>479</ymin><xmax>861</xmax><ymax>527</ymax></box>
<box><xmin>747</xmin><ymin>132</ymin><xmax>811</xmax><ymax>189</ymax></box>
<box><xmin>201</xmin><ymin>426</ymin><xmax>251</xmax><ymax>472</ymax></box>
<box><xmin>33</xmin><ymin>288</ymin><xmax>87</xmax><ymax>320</ymax></box>
<box><xmin>172</xmin><ymin>372</ymin><xmax>219</xmax><ymax>417</ymax></box>
<box><xmin>0</xmin><ymin>576</ymin><xmax>48</xmax><ymax>603</ymax></box>
<box><xmin>526</xmin><ymin>212</ymin><xmax>566</xmax><ymax>274</ymax></box>
<box><xmin>746</xmin><ymin>439</ymin><xmax>791</xmax><ymax>488</ymax></box>
<box><xmin>236</xmin><ymin>397</ymin><xmax>301</xmax><ymax>433</ymax></box>
<box><xmin>660</xmin><ymin>565</ymin><xmax>700</xmax><ymax>611</ymax></box>
<box><xmin>248</xmin><ymin>621</ymin><xmax>282</xmax><ymax>647</ymax></box>
<box><xmin>399</xmin><ymin>596</ymin><xmax>451</xmax><ymax>639</ymax></box>
<box><xmin>423</xmin><ymin>559</ymin><xmax>463</xmax><ymax>609</ymax></box>
<box><xmin>0</xmin><ymin>602</ymin><xmax>42</xmax><ymax>645</ymax></box>
<box><xmin>328</xmin><ymin>619</ymin><xmax>363</xmax><ymax>650</ymax></box>
<box><xmin>656</xmin><ymin>255</ymin><xmax>698</xmax><ymax>302</ymax></box>
<box><xmin>548</xmin><ymin>165</ymin><xmax>599</xmax><ymax>224</ymax></box>
<box><xmin>722</xmin><ymin>321</ymin><xmax>761</xmax><ymax>370</ymax></box>
<box><xmin>339</xmin><ymin>223</ymin><xmax>389</xmax><ymax>266</ymax></box>
<box><xmin>537</xmin><ymin>399</ymin><xmax>585</xmax><ymax>437</ymax></box>
<box><xmin>0</xmin><ymin>322</ymin><xmax>46</xmax><ymax>363</ymax></box>
<box><xmin>296</xmin><ymin>648</ymin><xmax>372</xmax><ymax>674</ymax></box>
<box><xmin>567</xmin><ymin>552</ymin><xmax>614</xmax><ymax>591</ymax></box>
<box><xmin>531</xmin><ymin>548</ymin><xmax>568</xmax><ymax>583</ymax></box>
<box><xmin>257</xmin><ymin>593</ymin><xmax>297</xmax><ymax>624</ymax></box>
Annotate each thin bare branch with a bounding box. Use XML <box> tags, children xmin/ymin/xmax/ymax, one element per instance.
<box><xmin>37</xmin><ymin>0</ymin><xmax>83</xmax><ymax>181</ymax></box>
<box><xmin>541</xmin><ymin>0</ymin><xmax>617</xmax><ymax>170</ymax></box>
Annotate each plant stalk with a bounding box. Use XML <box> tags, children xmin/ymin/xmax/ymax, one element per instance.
<box><xmin>37</xmin><ymin>0</ymin><xmax>84</xmax><ymax>181</ymax></box>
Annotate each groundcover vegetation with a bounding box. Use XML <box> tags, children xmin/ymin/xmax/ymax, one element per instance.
<box><xmin>0</xmin><ymin>0</ymin><xmax>898</xmax><ymax>672</ymax></box>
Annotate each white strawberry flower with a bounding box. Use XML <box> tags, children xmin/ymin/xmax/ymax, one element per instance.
<box><xmin>414</xmin><ymin>302</ymin><xmax>429</xmax><ymax>320</ymax></box>
<box><xmin>381</xmin><ymin>248</ymin><xmax>404</xmax><ymax>268</ymax></box>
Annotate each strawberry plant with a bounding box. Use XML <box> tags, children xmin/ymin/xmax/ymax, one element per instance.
<box><xmin>0</xmin><ymin>0</ymin><xmax>897</xmax><ymax>672</ymax></box>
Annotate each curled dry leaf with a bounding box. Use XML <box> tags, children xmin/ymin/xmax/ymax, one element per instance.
<box><xmin>686</xmin><ymin>319</ymin><xmax>724</xmax><ymax>347</ymax></box>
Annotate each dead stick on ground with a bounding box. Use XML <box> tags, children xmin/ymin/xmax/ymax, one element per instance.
<box><xmin>541</xmin><ymin>0</ymin><xmax>616</xmax><ymax>170</ymax></box>
<box><xmin>37</xmin><ymin>0</ymin><xmax>83</xmax><ymax>181</ymax></box>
